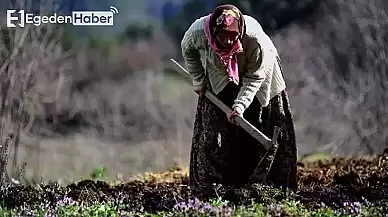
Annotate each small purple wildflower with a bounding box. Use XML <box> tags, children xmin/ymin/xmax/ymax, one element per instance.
<box><xmin>56</xmin><ymin>196</ymin><xmax>78</xmax><ymax>206</ymax></box>
<box><xmin>173</xmin><ymin>198</ymin><xmax>233</xmax><ymax>217</ymax></box>
<box><xmin>44</xmin><ymin>214</ymin><xmax>59</xmax><ymax>217</ymax></box>
<box><xmin>223</xmin><ymin>206</ymin><xmax>233</xmax><ymax>216</ymax></box>
<box><xmin>174</xmin><ymin>201</ymin><xmax>188</xmax><ymax>211</ymax></box>
<box><xmin>265</xmin><ymin>203</ymin><xmax>284</xmax><ymax>217</ymax></box>
<box><xmin>343</xmin><ymin>201</ymin><xmax>362</xmax><ymax>214</ymax></box>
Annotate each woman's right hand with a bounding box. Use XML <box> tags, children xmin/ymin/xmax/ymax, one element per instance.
<box><xmin>194</xmin><ymin>84</ymin><xmax>207</xmax><ymax>98</ymax></box>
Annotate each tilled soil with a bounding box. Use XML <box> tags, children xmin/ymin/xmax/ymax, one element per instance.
<box><xmin>1</xmin><ymin>154</ymin><xmax>388</xmax><ymax>213</ymax></box>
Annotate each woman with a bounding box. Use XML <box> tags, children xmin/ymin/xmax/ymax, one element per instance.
<box><xmin>181</xmin><ymin>4</ymin><xmax>297</xmax><ymax>198</ymax></box>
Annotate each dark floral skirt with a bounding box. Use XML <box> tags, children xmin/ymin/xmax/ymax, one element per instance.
<box><xmin>189</xmin><ymin>82</ymin><xmax>298</xmax><ymax>198</ymax></box>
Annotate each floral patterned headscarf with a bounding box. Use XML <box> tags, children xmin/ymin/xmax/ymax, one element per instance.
<box><xmin>204</xmin><ymin>4</ymin><xmax>246</xmax><ymax>85</ymax></box>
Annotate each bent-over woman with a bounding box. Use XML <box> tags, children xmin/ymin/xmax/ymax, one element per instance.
<box><xmin>181</xmin><ymin>4</ymin><xmax>298</xmax><ymax>198</ymax></box>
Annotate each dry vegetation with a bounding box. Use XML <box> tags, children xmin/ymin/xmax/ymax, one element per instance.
<box><xmin>0</xmin><ymin>0</ymin><xmax>387</xmax><ymax>215</ymax></box>
<box><xmin>272</xmin><ymin>0</ymin><xmax>388</xmax><ymax>155</ymax></box>
<box><xmin>0</xmin><ymin>4</ymin><xmax>193</xmax><ymax>181</ymax></box>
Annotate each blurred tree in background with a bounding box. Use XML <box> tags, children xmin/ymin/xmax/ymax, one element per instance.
<box><xmin>162</xmin><ymin>0</ymin><xmax>321</xmax><ymax>45</ymax></box>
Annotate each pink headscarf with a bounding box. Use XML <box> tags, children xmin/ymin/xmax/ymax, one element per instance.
<box><xmin>203</xmin><ymin>5</ymin><xmax>244</xmax><ymax>85</ymax></box>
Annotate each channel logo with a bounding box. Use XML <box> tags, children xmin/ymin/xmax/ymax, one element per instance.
<box><xmin>6</xmin><ymin>6</ymin><xmax>119</xmax><ymax>27</ymax></box>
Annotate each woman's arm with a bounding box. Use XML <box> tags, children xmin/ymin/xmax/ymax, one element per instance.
<box><xmin>232</xmin><ymin>39</ymin><xmax>274</xmax><ymax>114</ymax></box>
<box><xmin>181</xmin><ymin>26</ymin><xmax>207</xmax><ymax>87</ymax></box>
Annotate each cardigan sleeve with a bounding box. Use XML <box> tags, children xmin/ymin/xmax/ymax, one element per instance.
<box><xmin>181</xmin><ymin>26</ymin><xmax>208</xmax><ymax>87</ymax></box>
<box><xmin>232</xmin><ymin>39</ymin><xmax>274</xmax><ymax>114</ymax></box>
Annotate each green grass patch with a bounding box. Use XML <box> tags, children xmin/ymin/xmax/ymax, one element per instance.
<box><xmin>299</xmin><ymin>152</ymin><xmax>334</xmax><ymax>163</ymax></box>
<box><xmin>1</xmin><ymin>198</ymin><xmax>385</xmax><ymax>216</ymax></box>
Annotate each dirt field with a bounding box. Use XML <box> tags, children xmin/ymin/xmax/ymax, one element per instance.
<box><xmin>1</xmin><ymin>153</ymin><xmax>388</xmax><ymax>216</ymax></box>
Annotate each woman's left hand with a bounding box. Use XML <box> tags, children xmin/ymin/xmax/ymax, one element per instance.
<box><xmin>227</xmin><ymin>107</ymin><xmax>240</xmax><ymax>124</ymax></box>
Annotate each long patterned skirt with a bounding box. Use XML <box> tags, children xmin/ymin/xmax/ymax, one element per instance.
<box><xmin>189</xmin><ymin>82</ymin><xmax>298</xmax><ymax>199</ymax></box>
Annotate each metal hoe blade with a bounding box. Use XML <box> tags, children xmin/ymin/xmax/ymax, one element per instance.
<box><xmin>170</xmin><ymin>58</ymin><xmax>280</xmax><ymax>182</ymax></box>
